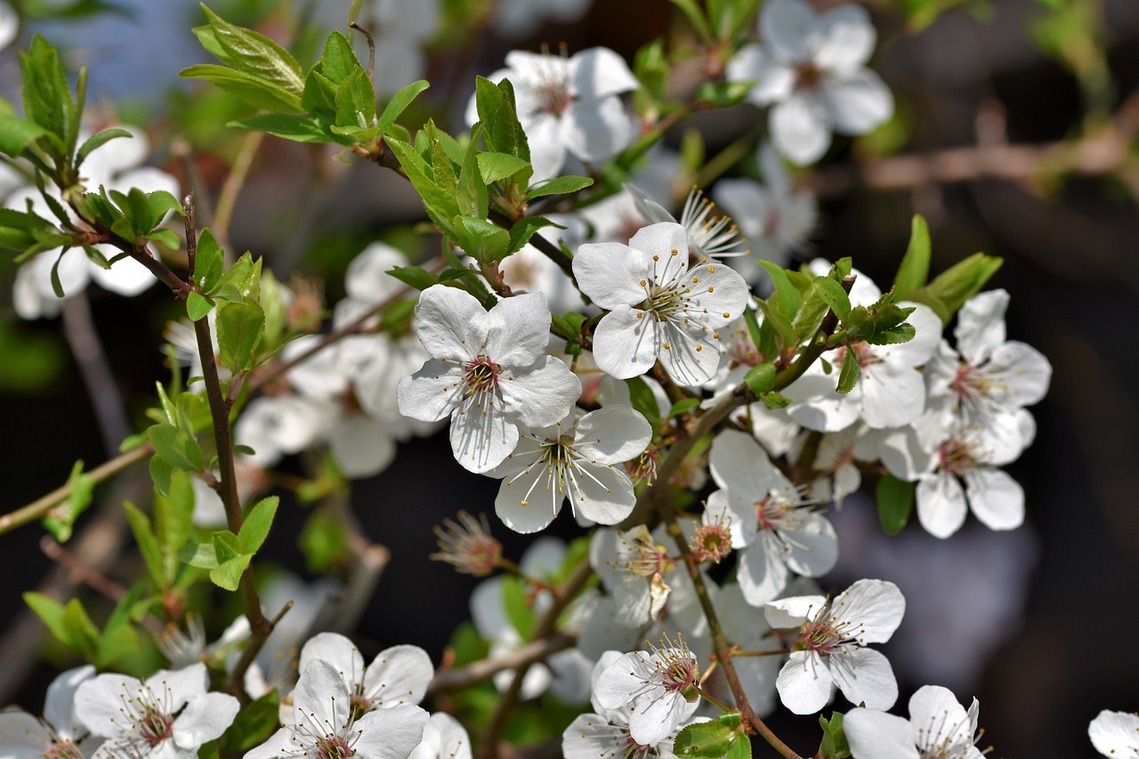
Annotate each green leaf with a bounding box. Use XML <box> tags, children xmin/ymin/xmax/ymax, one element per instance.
<box><xmin>726</xmin><ymin>736</ymin><xmax>752</xmax><ymax>759</ymax></box>
<box><xmin>199</xmin><ymin>5</ymin><xmax>304</xmax><ymax>97</ymax></box>
<box><xmin>673</xmin><ymin>719</ymin><xmax>737</xmax><ymax>757</ymax></box>
<box><xmin>42</xmin><ymin>460</ymin><xmax>93</xmax><ymax>543</ymax></box>
<box><xmin>319</xmin><ymin>31</ymin><xmax>362</xmax><ymax>85</ymax></box>
<box><xmin>386</xmin><ymin>265</ymin><xmax>438</xmax><ymax>291</ymax></box>
<box><xmin>377</xmin><ymin>80</ymin><xmax>430</xmax><ymax>133</ymax></box>
<box><xmin>212</xmin><ymin>529</ymin><xmax>242</xmax><ymax>563</ymax></box>
<box><xmin>476</xmin><ymin>151</ymin><xmax>531</xmax><ymax>184</ymax></box>
<box><xmin>626</xmin><ymin>376</ymin><xmax>662</xmax><ymax>428</ymax></box>
<box><xmin>865</xmin><ymin>322</ymin><xmax>917</xmax><ymax>346</ymax></box>
<box><xmin>474</xmin><ymin>77</ymin><xmax>530</xmax><ymax>164</ymax></box>
<box><xmin>186</xmin><ymin>291</ymin><xmax>214</xmax><ymax>321</ymax></box>
<box><xmin>238</xmin><ymin>496</ymin><xmax>278</xmax><ymax>554</ymax></box>
<box><xmin>215</xmin><ymin>301</ymin><xmax>265</xmax><ymax>373</ymax></box>
<box><xmin>179</xmin><ymin>64</ymin><xmax>304</xmax><ymax>113</ymax></box>
<box><xmin>921</xmin><ymin>252</ymin><xmax>1003</xmax><ymax>318</ymax></box>
<box><xmin>334</xmin><ymin>70</ymin><xmax>377</xmax><ymax>131</ymax></box>
<box><xmin>19</xmin><ymin>36</ymin><xmax>80</xmax><ymax>158</ymax></box>
<box><xmin>219</xmin><ymin>691</ymin><xmax>281</xmax><ymax>753</ymax></box>
<box><xmin>75</xmin><ymin>126</ymin><xmax>132</xmax><ymax>168</ymax></box>
<box><xmin>876</xmin><ymin>474</ymin><xmax>915</xmax><ymax>535</ymax></box>
<box><xmin>384</xmin><ymin>137</ymin><xmax>458</xmax><ymax>237</ymax></box>
<box><xmin>124</xmin><ymin>501</ymin><xmax>167</xmax><ymax>590</ymax></box>
<box><xmin>0</xmin><ymin>114</ymin><xmax>49</xmax><ymax>157</ymax></box>
<box><xmin>455</xmin><ymin>216</ymin><xmax>510</xmax><ymax>263</ymax></box>
<box><xmin>180</xmin><ymin>541</ymin><xmax>220</xmax><ymax>569</ymax></box>
<box><xmin>157</xmin><ymin>470</ymin><xmax>196</xmax><ymax>583</ymax></box>
<box><xmin>525</xmin><ymin>175</ymin><xmax>593</xmax><ymax>201</ymax></box>
<box><xmin>836</xmin><ymin>346</ymin><xmax>860</xmax><ymax>394</ymax></box>
<box><xmin>96</xmin><ymin>585</ymin><xmax>142</xmax><ymax>666</ymax></box>
<box><xmin>508</xmin><ymin>216</ymin><xmax>560</xmax><ymax>255</ymax></box>
<box><xmin>149</xmin><ymin>455</ymin><xmax>174</xmax><ymax>498</ymax></box>
<box><xmin>60</xmin><ymin>598</ymin><xmax>100</xmax><ymax>658</ymax></box>
<box><xmin>818</xmin><ymin>712</ymin><xmax>852</xmax><ymax>759</ymax></box>
<box><xmin>813</xmin><ymin>276</ymin><xmax>852</xmax><ymax>321</ymax></box>
<box><xmin>501</xmin><ymin>575</ymin><xmax>535</xmax><ymax>640</ymax></box>
<box><xmin>195</xmin><ymin>228</ymin><xmax>225</xmax><ymax>292</ymax></box>
<box><xmin>149</xmin><ymin>422</ymin><xmax>205</xmax><ymax>472</ymax></box>
<box><xmin>894</xmin><ymin>214</ymin><xmax>930</xmax><ymax>299</ymax></box>
<box><xmin>210</xmin><ymin>554</ymin><xmax>252</xmax><ymax>592</ymax></box>
<box><xmin>668</xmin><ymin>398</ymin><xmax>701</xmax><ymax>418</ymax></box>
<box><xmin>670</xmin><ymin>0</ymin><xmax>714</xmax><ymax>42</ymax></box>
<box><xmin>744</xmin><ymin>363</ymin><xmax>776</xmax><ymax>395</ymax></box>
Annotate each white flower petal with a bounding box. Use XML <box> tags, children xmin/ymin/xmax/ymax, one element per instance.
<box><xmin>563</xmin><ymin>97</ymin><xmax>634</xmax><ymax>164</ymax></box>
<box><xmin>569</xmin><ymin>47</ymin><xmax>639</xmax><ymax>99</ymax></box>
<box><xmin>815</xmin><ymin>4</ymin><xmax>876</xmax><ymax>72</ymax></box>
<box><xmin>298</xmin><ymin>632</ymin><xmax>366</xmax><ymax>693</ymax></box>
<box><xmin>363</xmin><ymin>645</ymin><xmax>434</xmax><ymax>708</ymax></box>
<box><xmin>822</xmin><ymin>69</ymin><xmax>894</xmax><ymax>135</ymax></box>
<box><xmin>843</xmin><ymin>708</ymin><xmax>919</xmax><ymax>759</ymax></box>
<box><xmin>917</xmin><ymin>471</ymin><xmax>968</xmax><ymax>539</ymax></box>
<box><xmin>352</xmin><ymin>704</ymin><xmax>430</xmax><ymax>759</ymax></box>
<box><xmin>414</xmin><ymin>285</ymin><xmax>489</xmax><ymax>361</ymax></box>
<box><xmin>172</xmin><ymin>692</ymin><xmax>239</xmax><ymax>750</ymax></box>
<box><xmin>1089</xmin><ymin>710</ymin><xmax>1139</xmax><ymax>758</ymax></box>
<box><xmin>776</xmin><ymin>650</ymin><xmax>834</xmax><ymax>714</ymax></box>
<box><xmin>593</xmin><ymin>306</ymin><xmax>662</xmax><ymax>379</ymax></box>
<box><xmin>761</xmin><ymin>0</ymin><xmax>817</xmax><ymax>63</ymax></box>
<box><xmin>831</xmin><ymin>579</ymin><xmax>905</xmax><ymax>644</ymax></box>
<box><xmin>771</xmin><ymin>93</ymin><xmax>832</xmax><ymax>165</ymax></box>
<box><xmin>828</xmin><ymin>646</ymin><xmax>898</xmax><ymax>710</ymax></box>
<box><xmin>964</xmin><ymin>466</ymin><xmax>1024</xmax><ymax>531</ymax></box>
<box><xmin>483</xmin><ymin>292</ymin><xmax>552</xmax><ymax>367</ymax></box>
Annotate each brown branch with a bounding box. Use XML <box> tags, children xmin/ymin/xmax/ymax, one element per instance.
<box><xmin>805</xmin><ymin>115</ymin><xmax>1139</xmax><ymax>198</ymax></box>
<box><xmin>427</xmin><ymin>631</ymin><xmax>576</xmax><ymax>697</ymax></box>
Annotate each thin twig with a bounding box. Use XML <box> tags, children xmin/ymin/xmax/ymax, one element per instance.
<box><xmin>61</xmin><ymin>292</ymin><xmax>131</xmax><ymax>456</ymax></box>
<box><xmin>212</xmin><ymin>131</ymin><xmax>264</xmax><ymax>256</ymax></box>
<box><xmin>427</xmin><ymin>632</ymin><xmax>576</xmax><ymax>696</ymax></box>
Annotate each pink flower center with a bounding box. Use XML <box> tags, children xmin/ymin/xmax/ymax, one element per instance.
<box><xmin>44</xmin><ymin>740</ymin><xmax>82</xmax><ymax>759</ymax></box>
<box><xmin>138</xmin><ymin>708</ymin><xmax>174</xmax><ymax>747</ymax></box>
<box><xmin>691</xmin><ymin>522</ymin><xmax>732</xmax><ymax>564</ymax></box>
<box><xmin>463</xmin><ymin>355</ymin><xmax>500</xmax><ymax>395</ymax></box>
<box><xmin>315</xmin><ymin>734</ymin><xmax>356</xmax><ymax>759</ymax></box>
<box><xmin>938</xmin><ymin>439</ymin><xmax>977</xmax><ymax>477</ymax></box>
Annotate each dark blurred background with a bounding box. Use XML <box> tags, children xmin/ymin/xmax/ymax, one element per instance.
<box><xmin>1</xmin><ymin>0</ymin><xmax>1137</xmax><ymax>756</ymax></box>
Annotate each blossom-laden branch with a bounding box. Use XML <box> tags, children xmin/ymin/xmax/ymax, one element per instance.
<box><xmin>427</xmin><ymin>631</ymin><xmax>577</xmax><ymax>696</ymax></box>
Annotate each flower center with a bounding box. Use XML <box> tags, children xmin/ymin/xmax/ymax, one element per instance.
<box><xmin>431</xmin><ymin>510</ymin><xmax>502</xmax><ymax>577</ymax></box>
<box><xmin>791</xmin><ymin>601</ymin><xmax>864</xmax><ymax>655</ymax></box>
<box><xmin>938</xmin><ymin>438</ymin><xmax>978</xmax><ymax>477</ymax></box>
<box><xmin>463</xmin><ymin>355</ymin><xmax>500</xmax><ymax>395</ymax></box>
<box><xmin>138</xmin><ymin>708</ymin><xmax>174</xmax><ymax>747</ymax></box>
<box><xmin>794</xmin><ymin>61</ymin><xmax>823</xmax><ymax>90</ymax></box>
<box><xmin>315</xmin><ymin>734</ymin><xmax>356</xmax><ymax>759</ymax></box>
<box><xmin>690</xmin><ymin>522</ymin><xmax>732</xmax><ymax>564</ymax></box>
<box><xmin>348</xmin><ymin>693</ymin><xmax>372</xmax><ymax>723</ymax></box>
<box><xmin>43</xmin><ymin>740</ymin><xmax>83</xmax><ymax>759</ymax></box>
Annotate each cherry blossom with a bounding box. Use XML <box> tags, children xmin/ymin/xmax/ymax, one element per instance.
<box><xmin>765</xmin><ymin>578</ymin><xmax>905</xmax><ymax>714</ymax></box>
<box><xmin>726</xmin><ymin>0</ymin><xmax>894</xmax><ymax>164</ymax></box>
<box><xmin>592</xmin><ymin>637</ymin><xmax>702</xmax><ymax>746</ymax></box>
<box><xmin>490</xmin><ymin>405</ymin><xmax>651</xmax><ymax>533</ymax></box>
<box><xmin>74</xmin><ymin>662</ymin><xmax>239</xmax><ymax>759</ymax></box>
<box><xmin>0</xmin><ymin>665</ymin><xmax>95</xmax><ymax>759</ymax></box>
<box><xmin>844</xmin><ymin>684</ymin><xmax>985</xmax><ymax>759</ymax></box>
<box><xmin>397</xmin><ymin>286</ymin><xmax>581</xmax><ymax>473</ymax></box>
<box><xmin>702</xmin><ymin>429</ymin><xmax>838</xmax><ymax>606</ymax></box>
<box><xmin>245</xmin><ymin>659</ymin><xmax>427</xmax><ymax>759</ymax></box>
<box><xmin>574</xmin><ymin>222</ymin><xmax>750</xmax><ymax>385</ymax></box>
<box><xmin>467</xmin><ymin>47</ymin><xmax>639</xmax><ymax>181</ymax></box>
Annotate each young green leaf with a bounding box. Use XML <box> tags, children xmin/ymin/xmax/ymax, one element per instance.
<box><xmin>238</xmin><ymin>496</ymin><xmax>279</xmax><ymax>554</ymax></box>
<box><xmin>818</xmin><ymin>712</ymin><xmax>852</xmax><ymax>759</ymax></box>
<box><xmin>199</xmin><ymin>5</ymin><xmax>304</xmax><ymax>98</ymax></box>
<box><xmin>124</xmin><ymin>501</ymin><xmax>167</xmax><ymax>589</ymax></box>
<box><xmin>476</xmin><ymin>151</ymin><xmax>531</xmax><ymax>184</ymax></box>
<box><xmin>836</xmin><ymin>345</ymin><xmax>861</xmax><ymax>394</ymax></box>
<box><xmin>673</xmin><ymin>719</ymin><xmax>737</xmax><ymax>757</ymax></box>
<box><xmin>876</xmin><ymin>473</ymin><xmax>916</xmax><ymax>535</ymax></box>
<box><xmin>0</xmin><ymin>114</ymin><xmax>48</xmax><ymax>157</ymax></box>
<box><xmin>215</xmin><ymin>300</ymin><xmax>265</xmax><ymax>373</ymax></box>
<box><xmin>525</xmin><ymin>175</ymin><xmax>593</xmax><ymax>200</ymax></box>
<box><xmin>893</xmin><ymin>214</ymin><xmax>930</xmax><ymax>299</ymax></box>
<box><xmin>377</xmin><ymin>80</ymin><xmax>430</xmax><ymax>133</ymax></box>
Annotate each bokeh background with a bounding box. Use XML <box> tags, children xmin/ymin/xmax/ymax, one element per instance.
<box><xmin>1</xmin><ymin>0</ymin><xmax>1137</xmax><ymax>757</ymax></box>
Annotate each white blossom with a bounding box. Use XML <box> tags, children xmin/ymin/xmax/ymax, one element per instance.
<box><xmin>766</xmin><ymin>578</ymin><xmax>905</xmax><ymax>714</ymax></box>
<box><xmin>490</xmin><ymin>405</ymin><xmax>651</xmax><ymax>533</ymax></box>
<box><xmin>592</xmin><ymin>638</ymin><xmax>701</xmax><ymax>746</ymax></box>
<box><xmin>397</xmin><ymin>286</ymin><xmax>581</xmax><ymax>473</ymax></box>
<box><xmin>574</xmin><ymin>222</ymin><xmax>750</xmax><ymax>386</ymax></box>
<box><xmin>245</xmin><ymin>660</ymin><xmax>427</xmax><ymax>759</ymax></box>
<box><xmin>74</xmin><ymin>662</ymin><xmax>238</xmax><ymax>759</ymax></box>
<box><xmin>726</xmin><ymin>0</ymin><xmax>893</xmax><ymax>164</ymax></box>
<box><xmin>0</xmin><ymin>665</ymin><xmax>95</xmax><ymax>759</ymax></box>
<box><xmin>844</xmin><ymin>684</ymin><xmax>985</xmax><ymax>759</ymax></box>
<box><xmin>467</xmin><ymin>47</ymin><xmax>638</xmax><ymax>182</ymax></box>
